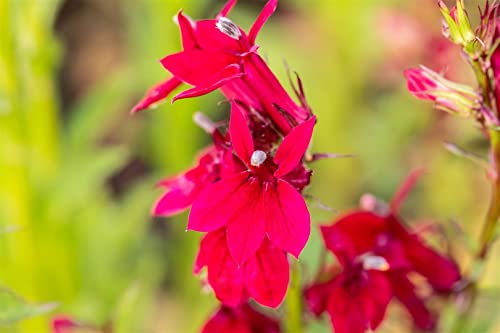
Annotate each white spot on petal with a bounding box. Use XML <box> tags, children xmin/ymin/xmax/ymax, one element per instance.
<box><xmin>362</xmin><ymin>255</ymin><xmax>390</xmax><ymax>272</ymax></box>
<box><xmin>251</xmin><ymin>150</ymin><xmax>267</xmax><ymax>167</ymax></box>
<box><xmin>216</xmin><ymin>17</ymin><xmax>241</xmax><ymax>40</ymax></box>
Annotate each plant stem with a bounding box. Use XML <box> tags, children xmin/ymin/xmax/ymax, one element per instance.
<box><xmin>286</xmin><ymin>261</ymin><xmax>303</xmax><ymax>333</ymax></box>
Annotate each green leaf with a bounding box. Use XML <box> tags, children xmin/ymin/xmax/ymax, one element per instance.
<box><xmin>0</xmin><ymin>288</ymin><xmax>58</xmax><ymax>326</ymax></box>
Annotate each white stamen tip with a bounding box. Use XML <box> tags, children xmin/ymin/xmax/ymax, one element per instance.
<box><xmin>362</xmin><ymin>255</ymin><xmax>390</xmax><ymax>272</ymax></box>
<box><xmin>216</xmin><ymin>17</ymin><xmax>241</xmax><ymax>40</ymax></box>
<box><xmin>251</xmin><ymin>150</ymin><xmax>267</xmax><ymax>167</ymax></box>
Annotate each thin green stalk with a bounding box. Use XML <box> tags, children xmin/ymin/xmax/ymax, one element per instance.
<box><xmin>285</xmin><ymin>261</ymin><xmax>303</xmax><ymax>333</ymax></box>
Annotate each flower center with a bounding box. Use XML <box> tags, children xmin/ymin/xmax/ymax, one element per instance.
<box><xmin>362</xmin><ymin>255</ymin><xmax>390</xmax><ymax>272</ymax></box>
<box><xmin>216</xmin><ymin>17</ymin><xmax>241</xmax><ymax>40</ymax></box>
<box><xmin>250</xmin><ymin>150</ymin><xmax>267</xmax><ymax>167</ymax></box>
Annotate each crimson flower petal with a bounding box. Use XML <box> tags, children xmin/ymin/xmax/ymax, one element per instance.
<box><xmin>217</xmin><ymin>0</ymin><xmax>238</xmax><ymax>18</ymax></box>
<box><xmin>230</xmin><ymin>101</ymin><xmax>254</xmax><ymax>164</ymax></box>
<box><xmin>265</xmin><ymin>180</ymin><xmax>310</xmax><ymax>258</ymax></box>
<box><xmin>389</xmin><ymin>272</ymin><xmax>436</xmax><ymax>331</ymax></box>
<box><xmin>188</xmin><ymin>172</ymin><xmax>250</xmax><ymax>232</ymax></box>
<box><xmin>244</xmin><ymin>239</ymin><xmax>289</xmax><ymax>308</ymax></box>
<box><xmin>248</xmin><ymin>0</ymin><xmax>278</xmax><ymax>45</ymax></box>
<box><xmin>226</xmin><ymin>179</ymin><xmax>266</xmax><ymax>265</ymax></box>
<box><xmin>195</xmin><ymin>20</ymin><xmax>246</xmax><ymax>52</ymax></box>
<box><xmin>326</xmin><ymin>271</ymin><xmax>391</xmax><ymax>333</ymax></box>
<box><xmin>178</xmin><ymin>11</ymin><xmax>198</xmax><ymax>50</ymax></box>
<box><xmin>131</xmin><ymin>77</ymin><xmax>182</xmax><ymax>113</ymax></box>
<box><xmin>388</xmin><ymin>216</ymin><xmax>460</xmax><ymax>292</ymax></box>
<box><xmin>274</xmin><ymin>116</ymin><xmax>316</xmax><ymax>178</ymax></box>
<box><xmin>173</xmin><ymin>65</ymin><xmax>243</xmax><ymax>102</ymax></box>
<box><xmin>202</xmin><ymin>231</ymin><xmax>247</xmax><ymax>307</ymax></box>
<box><xmin>320</xmin><ymin>211</ymin><xmax>387</xmax><ymax>264</ymax></box>
<box><xmin>161</xmin><ymin>50</ymin><xmax>239</xmax><ymax>87</ymax></box>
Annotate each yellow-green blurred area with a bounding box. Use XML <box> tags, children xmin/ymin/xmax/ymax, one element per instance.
<box><xmin>1</xmin><ymin>0</ymin><xmax>499</xmax><ymax>332</ymax></box>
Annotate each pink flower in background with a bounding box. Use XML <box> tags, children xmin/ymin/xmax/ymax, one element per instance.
<box><xmin>194</xmin><ymin>230</ymin><xmax>289</xmax><ymax>308</ymax></box>
<box><xmin>188</xmin><ymin>101</ymin><xmax>315</xmax><ymax>265</ymax></box>
<box><xmin>201</xmin><ymin>303</ymin><xmax>280</xmax><ymax>333</ymax></box>
<box><xmin>52</xmin><ymin>316</ymin><xmax>85</xmax><ymax>333</ymax></box>
<box><xmin>404</xmin><ymin>66</ymin><xmax>478</xmax><ymax>117</ymax></box>
<box><xmin>132</xmin><ymin>0</ymin><xmax>311</xmax><ymax>134</ymax></box>
<box><xmin>305</xmin><ymin>172</ymin><xmax>461</xmax><ymax>332</ymax></box>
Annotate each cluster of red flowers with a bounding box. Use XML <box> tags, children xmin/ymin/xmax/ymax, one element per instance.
<box><xmin>135</xmin><ymin>0</ymin><xmax>315</xmax><ymax>325</ymax></box>
<box><xmin>52</xmin><ymin>0</ymin><xmax>471</xmax><ymax>332</ymax></box>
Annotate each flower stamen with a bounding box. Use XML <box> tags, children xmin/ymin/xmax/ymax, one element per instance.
<box><xmin>216</xmin><ymin>17</ymin><xmax>242</xmax><ymax>40</ymax></box>
<box><xmin>251</xmin><ymin>150</ymin><xmax>267</xmax><ymax>167</ymax></box>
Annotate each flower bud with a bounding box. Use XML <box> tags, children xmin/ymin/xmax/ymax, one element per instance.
<box><xmin>404</xmin><ymin>66</ymin><xmax>478</xmax><ymax>117</ymax></box>
<box><xmin>439</xmin><ymin>0</ymin><xmax>476</xmax><ymax>49</ymax></box>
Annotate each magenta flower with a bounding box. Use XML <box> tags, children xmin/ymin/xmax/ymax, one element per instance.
<box><xmin>52</xmin><ymin>316</ymin><xmax>80</xmax><ymax>333</ymax></box>
<box><xmin>132</xmin><ymin>0</ymin><xmax>311</xmax><ymax>134</ymax></box>
<box><xmin>201</xmin><ymin>303</ymin><xmax>280</xmax><ymax>333</ymax></box>
<box><xmin>194</xmin><ymin>229</ymin><xmax>289</xmax><ymax>308</ymax></box>
<box><xmin>188</xmin><ymin>101</ymin><xmax>315</xmax><ymax>265</ymax></box>
<box><xmin>305</xmin><ymin>172</ymin><xmax>460</xmax><ymax>333</ymax></box>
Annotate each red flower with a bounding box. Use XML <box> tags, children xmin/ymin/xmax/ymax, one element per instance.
<box><xmin>132</xmin><ymin>0</ymin><xmax>311</xmax><ymax>134</ymax></box>
<box><xmin>194</xmin><ymin>229</ymin><xmax>289</xmax><ymax>308</ymax></box>
<box><xmin>188</xmin><ymin>101</ymin><xmax>315</xmax><ymax>265</ymax></box>
<box><xmin>305</xmin><ymin>172</ymin><xmax>461</xmax><ymax>333</ymax></box>
<box><xmin>153</xmin><ymin>146</ymin><xmax>221</xmax><ymax>217</ymax></box>
<box><xmin>201</xmin><ymin>303</ymin><xmax>280</xmax><ymax>333</ymax></box>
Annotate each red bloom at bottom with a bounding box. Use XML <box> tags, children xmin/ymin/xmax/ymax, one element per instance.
<box><xmin>305</xmin><ymin>171</ymin><xmax>461</xmax><ymax>333</ymax></box>
<box><xmin>201</xmin><ymin>303</ymin><xmax>280</xmax><ymax>333</ymax></box>
<box><xmin>52</xmin><ymin>316</ymin><xmax>79</xmax><ymax>333</ymax></box>
<box><xmin>194</xmin><ymin>229</ymin><xmax>289</xmax><ymax>308</ymax></box>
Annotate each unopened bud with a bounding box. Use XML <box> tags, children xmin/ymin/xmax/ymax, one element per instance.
<box><xmin>439</xmin><ymin>0</ymin><xmax>476</xmax><ymax>49</ymax></box>
<box><xmin>404</xmin><ymin>66</ymin><xmax>478</xmax><ymax>117</ymax></box>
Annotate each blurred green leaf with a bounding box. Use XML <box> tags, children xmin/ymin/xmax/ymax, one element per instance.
<box><xmin>0</xmin><ymin>289</ymin><xmax>57</xmax><ymax>326</ymax></box>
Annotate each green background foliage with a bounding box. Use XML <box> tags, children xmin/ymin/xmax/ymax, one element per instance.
<box><xmin>0</xmin><ymin>0</ymin><xmax>498</xmax><ymax>332</ymax></box>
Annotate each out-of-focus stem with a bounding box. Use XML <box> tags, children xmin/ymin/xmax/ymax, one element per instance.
<box><xmin>285</xmin><ymin>261</ymin><xmax>303</xmax><ymax>333</ymax></box>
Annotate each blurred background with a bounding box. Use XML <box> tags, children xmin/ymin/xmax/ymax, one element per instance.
<box><xmin>1</xmin><ymin>0</ymin><xmax>499</xmax><ymax>332</ymax></box>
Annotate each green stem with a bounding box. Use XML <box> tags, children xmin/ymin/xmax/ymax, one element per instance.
<box><xmin>285</xmin><ymin>261</ymin><xmax>303</xmax><ymax>333</ymax></box>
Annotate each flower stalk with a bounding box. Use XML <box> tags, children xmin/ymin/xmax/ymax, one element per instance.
<box><xmin>285</xmin><ymin>261</ymin><xmax>303</xmax><ymax>333</ymax></box>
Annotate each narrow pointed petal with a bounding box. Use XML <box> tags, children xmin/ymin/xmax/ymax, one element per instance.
<box><xmin>389</xmin><ymin>168</ymin><xmax>425</xmax><ymax>213</ymax></box>
<box><xmin>217</xmin><ymin>0</ymin><xmax>238</xmax><ymax>18</ymax></box>
<box><xmin>244</xmin><ymin>239</ymin><xmax>289</xmax><ymax>308</ymax></box>
<box><xmin>204</xmin><ymin>231</ymin><xmax>247</xmax><ymax>306</ymax></box>
<box><xmin>265</xmin><ymin>180</ymin><xmax>310</xmax><ymax>258</ymax></box>
<box><xmin>161</xmin><ymin>50</ymin><xmax>239</xmax><ymax>86</ymax></box>
<box><xmin>389</xmin><ymin>272</ymin><xmax>436</xmax><ymax>331</ymax></box>
<box><xmin>226</xmin><ymin>179</ymin><xmax>266</xmax><ymax>264</ymax></box>
<box><xmin>177</xmin><ymin>11</ymin><xmax>198</xmax><ymax>50</ymax></box>
<box><xmin>274</xmin><ymin>116</ymin><xmax>316</xmax><ymax>177</ymax></box>
<box><xmin>230</xmin><ymin>101</ymin><xmax>254</xmax><ymax>164</ymax></box>
<box><xmin>131</xmin><ymin>77</ymin><xmax>182</xmax><ymax>113</ymax></box>
<box><xmin>248</xmin><ymin>0</ymin><xmax>278</xmax><ymax>45</ymax></box>
<box><xmin>188</xmin><ymin>172</ymin><xmax>250</xmax><ymax>232</ymax></box>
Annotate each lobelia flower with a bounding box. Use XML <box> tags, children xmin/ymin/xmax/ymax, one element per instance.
<box><xmin>404</xmin><ymin>66</ymin><xmax>479</xmax><ymax>117</ymax></box>
<box><xmin>188</xmin><ymin>101</ymin><xmax>315</xmax><ymax>266</ymax></box>
<box><xmin>305</xmin><ymin>171</ymin><xmax>461</xmax><ymax>333</ymax></box>
<box><xmin>194</xmin><ymin>229</ymin><xmax>289</xmax><ymax>308</ymax></box>
<box><xmin>132</xmin><ymin>0</ymin><xmax>312</xmax><ymax>135</ymax></box>
<box><xmin>201</xmin><ymin>303</ymin><xmax>280</xmax><ymax>333</ymax></box>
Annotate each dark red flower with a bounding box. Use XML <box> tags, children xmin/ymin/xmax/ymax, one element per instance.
<box><xmin>305</xmin><ymin>172</ymin><xmax>461</xmax><ymax>333</ymax></box>
<box><xmin>188</xmin><ymin>101</ymin><xmax>315</xmax><ymax>265</ymax></box>
<box><xmin>201</xmin><ymin>303</ymin><xmax>280</xmax><ymax>333</ymax></box>
<box><xmin>132</xmin><ymin>0</ymin><xmax>311</xmax><ymax>134</ymax></box>
<box><xmin>194</xmin><ymin>229</ymin><xmax>289</xmax><ymax>308</ymax></box>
